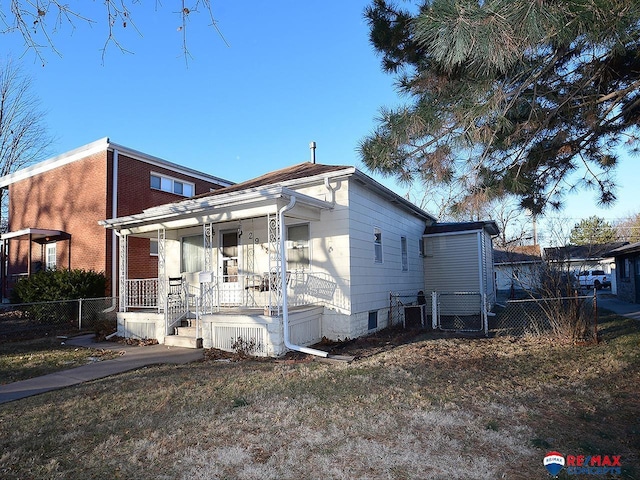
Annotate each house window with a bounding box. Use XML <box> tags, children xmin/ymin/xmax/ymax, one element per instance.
<box><xmin>368</xmin><ymin>311</ymin><xmax>378</xmax><ymax>330</ymax></box>
<box><xmin>621</xmin><ymin>258</ymin><xmax>631</xmax><ymax>279</ymax></box>
<box><xmin>287</xmin><ymin>224</ymin><xmax>309</xmax><ymax>271</ymax></box>
<box><xmin>181</xmin><ymin>235</ymin><xmax>204</xmax><ymax>273</ymax></box>
<box><xmin>401</xmin><ymin>236</ymin><xmax>408</xmax><ymax>271</ymax></box>
<box><xmin>150</xmin><ymin>173</ymin><xmax>195</xmax><ymax>197</ymax></box>
<box><xmin>150</xmin><ymin>238</ymin><xmax>158</xmax><ymax>256</ymax></box>
<box><xmin>45</xmin><ymin>243</ymin><xmax>57</xmax><ymax>270</ymax></box>
<box><xmin>374</xmin><ymin>227</ymin><xmax>383</xmax><ymax>263</ymax></box>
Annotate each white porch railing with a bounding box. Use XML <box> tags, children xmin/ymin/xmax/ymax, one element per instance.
<box><xmin>124</xmin><ymin>272</ymin><xmax>348</xmax><ymax>314</ymax></box>
<box><xmin>126</xmin><ymin>278</ymin><xmax>160</xmax><ymax>309</ymax></box>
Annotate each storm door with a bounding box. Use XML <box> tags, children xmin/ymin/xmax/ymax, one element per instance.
<box><xmin>220</xmin><ymin>230</ymin><xmax>240</xmax><ymax>305</ymax></box>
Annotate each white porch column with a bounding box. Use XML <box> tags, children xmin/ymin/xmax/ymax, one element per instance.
<box><xmin>157</xmin><ymin>228</ymin><xmax>166</xmax><ymax>313</ymax></box>
<box><xmin>118</xmin><ymin>232</ymin><xmax>128</xmax><ymax>312</ymax></box>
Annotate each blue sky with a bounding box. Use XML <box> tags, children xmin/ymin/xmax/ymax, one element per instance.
<box><xmin>3</xmin><ymin>0</ymin><xmax>638</xmax><ymax>241</ymax></box>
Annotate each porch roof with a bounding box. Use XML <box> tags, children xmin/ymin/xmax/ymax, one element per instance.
<box><xmin>100</xmin><ymin>185</ymin><xmax>333</xmax><ymax>234</ymax></box>
<box><xmin>1</xmin><ymin>228</ymin><xmax>70</xmax><ymax>243</ymax></box>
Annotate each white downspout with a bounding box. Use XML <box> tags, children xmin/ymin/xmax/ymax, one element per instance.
<box><xmin>324</xmin><ymin>176</ymin><xmax>335</xmax><ymax>206</ymax></box>
<box><xmin>111</xmin><ymin>148</ymin><xmax>119</xmax><ymax>301</ymax></box>
<box><xmin>279</xmin><ymin>196</ymin><xmax>328</xmax><ymax>358</ymax></box>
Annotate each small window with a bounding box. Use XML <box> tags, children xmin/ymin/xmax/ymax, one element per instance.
<box><xmin>287</xmin><ymin>224</ymin><xmax>310</xmax><ymax>271</ymax></box>
<box><xmin>374</xmin><ymin>227</ymin><xmax>383</xmax><ymax>263</ymax></box>
<box><xmin>46</xmin><ymin>243</ymin><xmax>57</xmax><ymax>270</ymax></box>
<box><xmin>173</xmin><ymin>181</ymin><xmax>184</xmax><ymax>195</ymax></box>
<box><xmin>150</xmin><ymin>175</ymin><xmax>161</xmax><ymax>189</ymax></box>
<box><xmin>401</xmin><ymin>236</ymin><xmax>408</xmax><ymax>271</ymax></box>
<box><xmin>622</xmin><ymin>258</ymin><xmax>631</xmax><ymax>279</ymax></box>
<box><xmin>150</xmin><ymin>238</ymin><xmax>158</xmax><ymax>256</ymax></box>
<box><xmin>368</xmin><ymin>311</ymin><xmax>378</xmax><ymax>330</ymax></box>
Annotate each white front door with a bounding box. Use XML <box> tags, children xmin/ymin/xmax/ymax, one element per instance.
<box><xmin>220</xmin><ymin>230</ymin><xmax>241</xmax><ymax>305</ymax></box>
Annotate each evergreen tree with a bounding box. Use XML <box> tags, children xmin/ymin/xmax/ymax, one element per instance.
<box><xmin>569</xmin><ymin>216</ymin><xmax>617</xmax><ymax>245</ymax></box>
<box><xmin>360</xmin><ymin>0</ymin><xmax>640</xmax><ymax>215</ymax></box>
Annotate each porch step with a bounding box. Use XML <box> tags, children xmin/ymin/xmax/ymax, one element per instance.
<box><xmin>164</xmin><ymin>335</ymin><xmax>203</xmax><ymax>349</ymax></box>
<box><xmin>175</xmin><ymin>326</ymin><xmax>196</xmax><ymax>336</ymax></box>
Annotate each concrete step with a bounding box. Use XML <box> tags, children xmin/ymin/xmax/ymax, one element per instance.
<box><xmin>175</xmin><ymin>326</ymin><xmax>196</xmax><ymax>336</ymax></box>
<box><xmin>164</xmin><ymin>335</ymin><xmax>202</xmax><ymax>349</ymax></box>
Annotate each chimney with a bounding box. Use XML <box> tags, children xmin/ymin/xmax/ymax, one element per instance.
<box><xmin>309</xmin><ymin>141</ymin><xmax>316</xmax><ymax>164</ymax></box>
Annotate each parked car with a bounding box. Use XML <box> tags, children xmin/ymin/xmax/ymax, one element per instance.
<box><xmin>576</xmin><ymin>270</ymin><xmax>610</xmax><ymax>289</ymax></box>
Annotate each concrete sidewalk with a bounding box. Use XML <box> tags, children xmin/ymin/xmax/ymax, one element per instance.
<box><xmin>0</xmin><ymin>334</ymin><xmax>204</xmax><ymax>405</ymax></box>
<box><xmin>597</xmin><ymin>293</ymin><xmax>640</xmax><ymax>321</ymax></box>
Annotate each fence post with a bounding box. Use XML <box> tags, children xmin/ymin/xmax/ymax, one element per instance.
<box><xmin>78</xmin><ymin>298</ymin><xmax>83</xmax><ymax>330</ymax></box>
<box><xmin>482</xmin><ymin>293</ymin><xmax>488</xmax><ymax>337</ymax></box>
<box><xmin>593</xmin><ymin>290</ymin><xmax>599</xmax><ymax>344</ymax></box>
<box><xmin>431</xmin><ymin>291</ymin><xmax>438</xmax><ymax>330</ymax></box>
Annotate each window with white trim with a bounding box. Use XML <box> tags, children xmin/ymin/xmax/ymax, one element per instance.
<box><xmin>150</xmin><ymin>238</ymin><xmax>158</xmax><ymax>256</ymax></box>
<box><xmin>150</xmin><ymin>173</ymin><xmax>195</xmax><ymax>197</ymax></box>
<box><xmin>287</xmin><ymin>224</ymin><xmax>310</xmax><ymax>271</ymax></box>
<box><xmin>374</xmin><ymin>227</ymin><xmax>383</xmax><ymax>263</ymax></box>
<box><xmin>401</xmin><ymin>236</ymin><xmax>408</xmax><ymax>271</ymax></box>
<box><xmin>46</xmin><ymin>243</ymin><xmax>57</xmax><ymax>270</ymax></box>
<box><xmin>181</xmin><ymin>235</ymin><xmax>204</xmax><ymax>273</ymax></box>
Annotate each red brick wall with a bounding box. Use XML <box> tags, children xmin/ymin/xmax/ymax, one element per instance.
<box><xmin>8</xmin><ymin>151</ymin><xmax>109</xmax><ymax>275</ymax></box>
<box><xmin>112</xmin><ymin>151</ymin><xmax>225</xmax><ymax>280</ymax></box>
<box><xmin>6</xmin><ymin>147</ymin><xmax>226</xmax><ymax>295</ymax></box>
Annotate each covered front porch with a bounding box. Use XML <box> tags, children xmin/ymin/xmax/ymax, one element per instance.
<box><xmin>104</xmin><ymin>185</ymin><xmax>344</xmax><ymax>355</ymax></box>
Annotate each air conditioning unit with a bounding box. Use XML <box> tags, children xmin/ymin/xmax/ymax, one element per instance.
<box><xmin>404</xmin><ymin>304</ymin><xmax>428</xmax><ymax>328</ymax></box>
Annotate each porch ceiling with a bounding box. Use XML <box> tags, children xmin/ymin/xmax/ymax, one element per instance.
<box><xmin>101</xmin><ymin>186</ymin><xmax>332</xmax><ymax>235</ymax></box>
<box><xmin>1</xmin><ymin>228</ymin><xmax>70</xmax><ymax>243</ymax></box>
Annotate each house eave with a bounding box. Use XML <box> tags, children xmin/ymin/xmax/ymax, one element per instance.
<box><xmin>100</xmin><ymin>185</ymin><xmax>332</xmax><ymax>231</ymax></box>
<box><xmin>0</xmin><ymin>137</ymin><xmax>234</xmax><ymax>189</ymax></box>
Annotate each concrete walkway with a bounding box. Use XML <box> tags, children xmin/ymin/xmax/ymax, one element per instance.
<box><xmin>597</xmin><ymin>293</ymin><xmax>640</xmax><ymax>321</ymax></box>
<box><xmin>0</xmin><ymin>334</ymin><xmax>204</xmax><ymax>405</ymax></box>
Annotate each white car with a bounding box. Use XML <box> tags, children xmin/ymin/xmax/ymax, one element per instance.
<box><xmin>576</xmin><ymin>270</ymin><xmax>610</xmax><ymax>290</ymax></box>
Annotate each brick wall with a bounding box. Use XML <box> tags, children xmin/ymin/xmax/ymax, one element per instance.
<box><xmin>7</xmin><ymin>150</ymin><xmax>109</xmax><ymax>279</ymax></box>
<box><xmin>6</xmin><ymin>146</ymin><xmax>226</xmax><ymax>297</ymax></box>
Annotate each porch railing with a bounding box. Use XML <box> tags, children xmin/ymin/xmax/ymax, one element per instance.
<box><xmin>126</xmin><ymin>278</ymin><xmax>160</xmax><ymax>310</ymax></box>
<box><xmin>124</xmin><ymin>271</ymin><xmax>348</xmax><ymax>313</ymax></box>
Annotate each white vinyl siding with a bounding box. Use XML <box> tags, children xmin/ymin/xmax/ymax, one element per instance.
<box><xmin>423</xmin><ymin>232</ymin><xmax>481</xmax><ymax>293</ymax></box>
<box><xmin>347</xmin><ymin>181</ymin><xmax>427</xmax><ymax>315</ymax></box>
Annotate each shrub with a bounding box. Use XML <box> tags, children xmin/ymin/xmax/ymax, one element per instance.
<box><xmin>11</xmin><ymin>269</ymin><xmax>107</xmax><ymax>304</ymax></box>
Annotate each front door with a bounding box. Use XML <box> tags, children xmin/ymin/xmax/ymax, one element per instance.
<box><xmin>220</xmin><ymin>230</ymin><xmax>240</xmax><ymax>305</ymax></box>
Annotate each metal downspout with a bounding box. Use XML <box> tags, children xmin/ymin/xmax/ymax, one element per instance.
<box><xmin>279</xmin><ymin>196</ymin><xmax>328</xmax><ymax>358</ymax></box>
<box><xmin>111</xmin><ymin>149</ymin><xmax>119</xmax><ymax>302</ymax></box>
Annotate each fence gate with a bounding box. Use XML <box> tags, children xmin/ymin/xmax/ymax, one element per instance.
<box><xmin>434</xmin><ymin>291</ymin><xmax>487</xmax><ymax>334</ymax></box>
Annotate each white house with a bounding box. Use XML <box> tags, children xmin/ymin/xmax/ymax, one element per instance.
<box><xmin>101</xmin><ymin>162</ymin><xmax>498</xmax><ymax>356</ymax></box>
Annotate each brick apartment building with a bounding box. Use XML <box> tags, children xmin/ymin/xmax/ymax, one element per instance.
<box><xmin>0</xmin><ymin>138</ymin><xmax>233</xmax><ymax>298</ymax></box>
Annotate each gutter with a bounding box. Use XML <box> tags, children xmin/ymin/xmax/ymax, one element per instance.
<box><xmin>279</xmin><ymin>196</ymin><xmax>328</xmax><ymax>358</ymax></box>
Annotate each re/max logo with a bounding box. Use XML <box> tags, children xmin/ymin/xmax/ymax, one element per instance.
<box><xmin>566</xmin><ymin>455</ymin><xmax>621</xmax><ymax>467</ymax></box>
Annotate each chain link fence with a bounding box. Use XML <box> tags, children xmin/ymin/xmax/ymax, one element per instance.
<box><xmin>493</xmin><ymin>294</ymin><xmax>598</xmax><ymax>343</ymax></box>
<box><xmin>390</xmin><ymin>290</ymin><xmax>598</xmax><ymax>342</ymax></box>
<box><xmin>0</xmin><ymin>297</ymin><xmax>118</xmax><ymax>340</ymax></box>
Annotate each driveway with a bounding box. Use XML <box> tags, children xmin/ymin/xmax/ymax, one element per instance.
<box><xmin>596</xmin><ymin>291</ymin><xmax>640</xmax><ymax>321</ymax></box>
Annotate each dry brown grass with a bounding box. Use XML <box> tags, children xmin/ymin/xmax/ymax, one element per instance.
<box><xmin>0</xmin><ymin>312</ymin><xmax>638</xmax><ymax>479</ymax></box>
